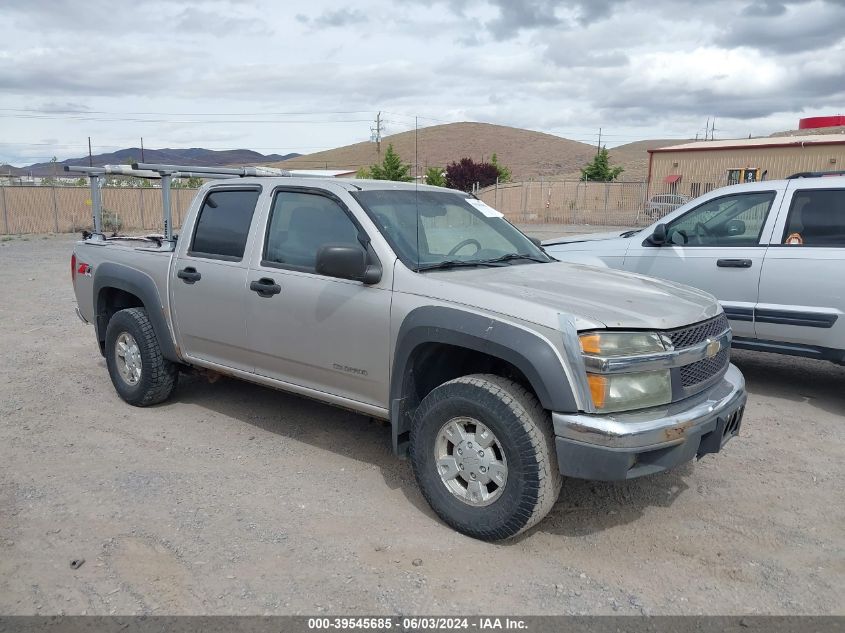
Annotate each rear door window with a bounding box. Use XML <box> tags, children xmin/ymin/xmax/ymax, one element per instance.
<box><xmin>782</xmin><ymin>189</ymin><xmax>845</xmax><ymax>247</ymax></box>
<box><xmin>190</xmin><ymin>189</ymin><xmax>261</xmax><ymax>260</ymax></box>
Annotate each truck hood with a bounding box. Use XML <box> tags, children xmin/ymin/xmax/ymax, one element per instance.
<box><xmin>542</xmin><ymin>229</ymin><xmax>637</xmax><ymax>246</ymax></box>
<box><xmin>418</xmin><ymin>261</ymin><xmax>720</xmax><ymax>331</ymax></box>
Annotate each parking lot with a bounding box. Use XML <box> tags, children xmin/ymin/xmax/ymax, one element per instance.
<box><xmin>0</xmin><ymin>233</ymin><xmax>842</xmax><ymax>615</ymax></box>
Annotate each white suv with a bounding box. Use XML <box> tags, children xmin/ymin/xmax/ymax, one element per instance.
<box><xmin>545</xmin><ymin>174</ymin><xmax>845</xmax><ymax>365</ymax></box>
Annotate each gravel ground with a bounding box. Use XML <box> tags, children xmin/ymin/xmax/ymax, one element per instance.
<box><xmin>0</xmin><ymin>233</ymin><xmax>842</xmax><ymax>616</ymax></box>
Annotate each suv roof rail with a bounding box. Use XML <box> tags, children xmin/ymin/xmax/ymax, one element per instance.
<box><xmin>786</xmin><ymin>170</ymin><xmax>845</xmax><ymax>179</ymax></box>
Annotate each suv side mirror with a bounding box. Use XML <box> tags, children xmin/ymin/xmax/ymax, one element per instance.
<box><xmin>316</xmin><ymin>244</ymin><xmax>382</xmax><ymax>285</ymax></box>
<box><xmin>649</xmin><ymin>223</ymin><xmax>668</xmax><ymax>245</ymax></box>
<box><xmin>529</xmin><ymin>236</ymin><xmax>543</xmax><ymax>247</ymax></box>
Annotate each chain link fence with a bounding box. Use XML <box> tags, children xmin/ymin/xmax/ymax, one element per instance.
<box><xmin>0</xmin><ymin>184</ymin><xmax>199</xmax><ymax>235</ymax></box>
<box><xmin>478</xmin><ymin>180</ymin><xmax>653</xmax><ymax>226</ymax></box>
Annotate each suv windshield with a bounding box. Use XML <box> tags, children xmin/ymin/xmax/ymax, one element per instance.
<box><xmin>353</xmin><ymin>189</ymin><xmax>552</xmax><ymax>270</ymax></box>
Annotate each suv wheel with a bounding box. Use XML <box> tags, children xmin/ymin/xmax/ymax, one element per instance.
<box><xmin>410</xmin><ymin>374</ymin><xmax>561</xmax><ymax>540</ymax></box>
<box><xmin>105</xmin><ymin>307</ymin><xmax>178</xmax><ymax>406</ymax></box>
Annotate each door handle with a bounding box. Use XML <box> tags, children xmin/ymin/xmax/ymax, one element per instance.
<box><xmin>716</xmin><ymin>259</ymin><xmax>752</xmax><ymax>268</ymax></box>
<box><xmin>177</xmin><ymin>267</ymin><xmax>202</xmax><ymax>283</ymax></box>
<box><xmin>250</xmin><ymin>277</ymin><xmax>281</xmax><ymax>297</ymax></box>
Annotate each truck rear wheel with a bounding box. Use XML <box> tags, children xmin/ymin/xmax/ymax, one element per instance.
<box><xmin>410</xmin><ymin>374</ymin><xmax>561</xmax><ymax>541</ymax></box>
<box><xmin>105</xmin><ymin>307</ymin><xmax>178</xmax><ymax>406</ymax></box>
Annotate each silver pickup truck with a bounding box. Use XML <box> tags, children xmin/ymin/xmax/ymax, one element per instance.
<box><xmin>70</xmin><ymin>163</ymin><xmax>746</xmax><ymax>541</ymax></box>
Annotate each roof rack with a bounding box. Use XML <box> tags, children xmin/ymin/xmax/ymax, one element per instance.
<box><xmin>786</xmin><ymin>170</ymin><xmax>845</xmax><ymax>179</ymax></box>
<box><xmin>64</xmin><ymin>162</ymin><xmax>291</xmax><ymax>248</ymax></box>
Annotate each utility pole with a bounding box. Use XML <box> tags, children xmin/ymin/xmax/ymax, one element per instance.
<box><xmin>141</xmin><ymin>137</ymin><xmax>145</xmax><ymax>162</ymax></box>
<box><xmin>88</xmin><ymin>137</ymin><xmax>93</xmax><ymax>166</ymax></box>
<box><xmin>371</xmin><ymin>111</ymin><xmax>383</xmax><ymax>158</ymax></box>
<box><xmin>414</xmin><ymin>116</ymin><xmax>419</xmax><ymax>182</ymax></box>
<box><xmin>711</xmin><ymin>117</ymin><xmax>717</xmax><ymax>141</ymax></box>
<box><xmin>597</xmin><ymin>127</ymin><xmax>602</xmax><ymax>154</ymax></box>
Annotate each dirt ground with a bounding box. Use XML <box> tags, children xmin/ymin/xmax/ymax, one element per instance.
<box><xmin>0</xmin><ymin>233</ymin><xmax>842</xmax><ymax>616</ymax></box>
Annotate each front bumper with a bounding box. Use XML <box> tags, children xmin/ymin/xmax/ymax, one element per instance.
<box><xmin>552</xmin><ymin>364</ymin><xmax>746</xmax><ymax>481</ymax></box>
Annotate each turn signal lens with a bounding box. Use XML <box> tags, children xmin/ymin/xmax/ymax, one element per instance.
<box><xmin>579</xmin><ymin>333</ymin><xmax>602</xmax><ymax>355</ymax></box>
<box><xmin>579</xmin><ymin>331</ymin><xmax>666</xmax><ymax>356</ymax></box>
<box><xmin>587</xmin><ymin>374</ymin><xmax>608</xmax><ymax>409</ymax></box>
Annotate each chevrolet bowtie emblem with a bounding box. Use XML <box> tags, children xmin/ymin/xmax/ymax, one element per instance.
<box><xmin>705</xmin><ymin>339</ymin><xmax>721</xmax><ymax>358</ymax></box>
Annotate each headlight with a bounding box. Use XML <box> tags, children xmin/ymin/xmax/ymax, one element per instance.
<box><xmin>579</xmin><ymin>331</ymin><xmax>672</xmax><ymax>412</ymax></box>
<box><xmin>579</xmin><ymin>331</ymin><xmax>667</xmax><ymax>356</ymax></box>
<box><xmin>586</xmin><ymin>370</ymin><xmax>671</xmax><ymax>412</ymax></box>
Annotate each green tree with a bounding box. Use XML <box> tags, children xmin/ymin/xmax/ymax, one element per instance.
<box><xmin>490</xmin><ymin>153</ymin><xmax>511</xmax><ymax>183</ymax></box>
<box><xmin>41</xmin><ymin>156</ymin><xmax>59</xmax><ymax>186</ymax></box>
<box><xmin>580</xmin><ymin>146</ymin><xmax>624</xmax><ymax>182</ymax></box>
<box><xmin>369</xmin><ymin>144</ymin><xmax>412</xmax><ymax>182</ymax></box>
<box><xmin>355</xmin><ymin>166</ymin><xmax>371</xmax><ymax>179</ymax></box>
<box><xmin>424</xmin><ymin>166</ymin><xmax>445</xmax><ymax>187</ymax></box>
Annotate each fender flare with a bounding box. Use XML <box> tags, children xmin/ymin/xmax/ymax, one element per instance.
<box><xmin>93</xmin><ymin>262</ymin><xmax>181</xmax><ymax>362</ymax></box>
<box><xmin>389</xmin><ymin>306</ymin><xmax>577</xmax><ymax>455</ymax></box>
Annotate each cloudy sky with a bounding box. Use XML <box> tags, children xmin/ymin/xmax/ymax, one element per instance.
<box><xmin>1</xmin><ymin>0</ymin><xmax>843</xmax><ymax>166</ymax></box>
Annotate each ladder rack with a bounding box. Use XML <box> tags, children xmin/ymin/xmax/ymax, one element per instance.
<box><xmin>64</xmin><ymin>163</ymin><xmax>292</xmax><ymax>249</ymax></box>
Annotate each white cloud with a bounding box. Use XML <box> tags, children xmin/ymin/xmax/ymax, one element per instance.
<box><xmin>0</xmin><ymin>0</ymin><xmax>842</xmax><ymax>165</ymax></box>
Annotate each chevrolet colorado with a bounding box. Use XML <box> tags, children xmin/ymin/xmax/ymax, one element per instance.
<box><xmin>70</xmin><ymin>163</ymin><xmax>746</xmax><ymax>540</ymax></box>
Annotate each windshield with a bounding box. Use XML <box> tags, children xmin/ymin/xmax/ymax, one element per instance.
<box><xmin>353</xmin><ymin>189</ymin><xmax>551</xmax><ymax>270</ymax></box>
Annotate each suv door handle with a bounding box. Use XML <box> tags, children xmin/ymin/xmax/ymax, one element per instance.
<box><xmin>177</xmin><ymin>267</ymin><xmax>202</xmax><ymax>283</ymax></box>
<box><xmin>716</xmin><ymin>259</ymin><xmax>752</xmax><ymax>268</ymax></box>
<box><xmin>250</xmin><ymin>277</ymin><xmax>282</xmax><ymax>297</ymax></box>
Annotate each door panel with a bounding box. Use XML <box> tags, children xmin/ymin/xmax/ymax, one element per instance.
<box><xmin>171</xmin><ymin>258</ymin><xmax>252</xmax><ymax>370</ymax></box>
<box><xmin>756</xmin><ymin>187</ymin><xmax>845</xmax><ymax>351</ymax></box>
<box><xmin>623</xmin><ymin>190</ymin><xmax>781</xmax><ymax>338</ymax></box>
<box><xmin>169</xmin><ymin>188</ymin><xmax>260</xmax><ymax>371</ymax></box>
<box><xmin>245</xmin><ymin>189</ymin><xmax>391</xmax><ymax>407</ymax></box>
<box><xmin>246</xmin><ymin>270</ymin><xmax>391</xmax><ymax>406</ymax></box>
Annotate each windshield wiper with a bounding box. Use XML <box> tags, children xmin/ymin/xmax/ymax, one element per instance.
<box><xmin>477</xmin><ymin>253</ymin><xmax>549</xmax><ymax>265</ymax></box>
<box><xmin>417</xmin><ymin>259</ymin><xmax>510</xmax><ymax>271</ymax></box>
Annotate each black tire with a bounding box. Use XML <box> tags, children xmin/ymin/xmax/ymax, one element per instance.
<box><xmin>410</xmin><ymin>374</ymin><xmax>561</xmax><ymax>541</ymax></box>
<box><xmin>105</xmin><ymin>307</ymin><xmax>178</xmax><ymax>406</ymax></box>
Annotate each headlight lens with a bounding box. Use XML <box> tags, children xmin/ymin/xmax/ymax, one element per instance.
<box><xmin>579</xmin><ymin>331</ymin><xmax>672</xmax><ymax>412</ymax></box>
<box><xmin>586</xmin><ymin>370</ymin><xmax>672</xmax><ymax>412</ymax></box>
<box><xmin>579</xmin><ymin>331</ymin><xmax>667</xmax><ymax>356</ymax></box>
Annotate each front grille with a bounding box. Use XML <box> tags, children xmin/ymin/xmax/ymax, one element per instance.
<box><xmin>666</xmin><ymin>313</ymin><xmax>730</xmax><ymax>349</ymax></box>
<box><xmin>680</xmin><ymin>349</ymin><xmax>729</xmax><ymax>387</ymax></box>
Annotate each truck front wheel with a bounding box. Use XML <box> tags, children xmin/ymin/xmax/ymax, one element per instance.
<box><xmin>105</xmin><ymin>307</ymin><xmax>178</xmax><ymax>406</ymax></box>
<box><xmin>410</xmin><ymin>374</ymin><xmax>561</xmax><ymax>540</ymax></box>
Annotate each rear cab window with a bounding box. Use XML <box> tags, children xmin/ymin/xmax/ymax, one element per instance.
<box><xmin>189</xmin><ymin>189</ymin><xmax>261</xmax><ymax>261</ymax></box>
<box><xmin>782</xmin><ymin>189</ymin><xmax>845</xmax><ymax>247</ymax></box>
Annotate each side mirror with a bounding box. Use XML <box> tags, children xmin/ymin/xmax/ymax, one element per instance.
<box><xmin>315</xmin><ymin>243</ymin><xmax>382</xmax><ymax>285</ymax></box>
<box><xmin>529</xmin><ymin>236</ymin><xmax>543</xmax><ymax>247</ymax></box>
<box><xmin>649</xmin><ymin>223</ymin><xmax>668</xmax><ymax>245</ymax></box>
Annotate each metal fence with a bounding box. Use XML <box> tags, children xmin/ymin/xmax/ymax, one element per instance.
<box><xmin>0</xmin><ymin>184</ymin><xmax>199</xmax><ymax>235</ymax></box>
<box><xmin>478</xmin><ymin>180</ymin><xmax>652</xmax><ymax>226</ymax></box>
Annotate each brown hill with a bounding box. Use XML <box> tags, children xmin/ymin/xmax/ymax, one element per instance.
<box><xmin>271</xmin><ymin>122</ymin><xmax>599</xmax><ymax>180</ymax></box>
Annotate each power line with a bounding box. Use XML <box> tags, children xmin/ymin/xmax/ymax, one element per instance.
<box><xmin>0</xmin><ymin>113</ymin><xmax>372</xmax><ymax>124</ymax></box>
<box><xmin>0</xmin><ymin>107</ymin><xmax>375</xmax><ymax>116</ymax></box>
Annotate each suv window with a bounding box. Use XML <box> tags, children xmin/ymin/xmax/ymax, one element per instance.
<box><xmin>665</xmin><ymin>192</ymin><xmax>775</xmax><ymax>247</ymax></box>
<box><xmin>782</xmin><ymin>189</ymin><xmax>845</xmax><ymax>247</ymax></box>
<box><xmin>191</xmin><ymin>189</ymin><xmax>260</xmax><ymax>260</ymax></box>
<box><xmin>264</xmin><ymin>191</ymin><xmax>361</xmax><ymax>272</ymax></box>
